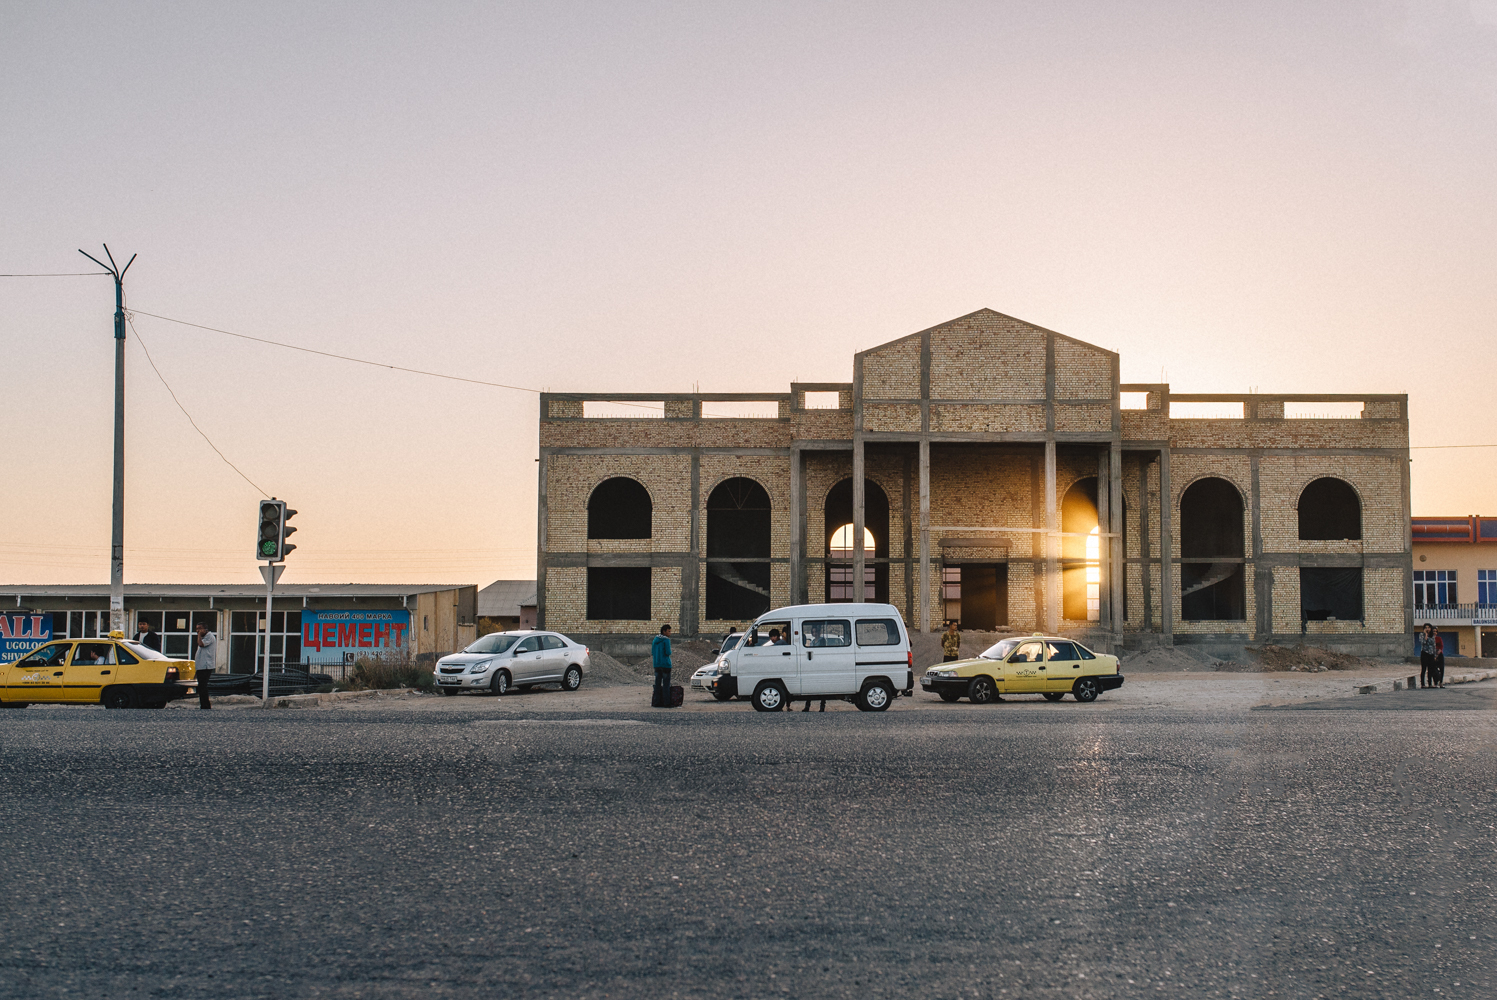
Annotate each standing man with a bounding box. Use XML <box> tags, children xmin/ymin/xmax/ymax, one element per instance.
<box><xmin>136</xmin><ymin>618</ymin><xmax>162</xmax><ymax>651</ymax></box>
<box><xmin>651</xmin><ymin>624</ymin><xmax>674</xmax><ymax>708</ymax></box>
<box><xmin>942</xmin><ymin>621</ymin><xmax>962</xmax><ymax>663</ymax></box>
<box><xmin>192</xmin><ymin>621</ymin><xmax>217</xmax><ymax>710</ymax></box>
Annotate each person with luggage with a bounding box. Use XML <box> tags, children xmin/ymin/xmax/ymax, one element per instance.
<box><xmin>651</xmin><ymin>624</ymin><xmax>675</xmax><ymax>707</ymax></box>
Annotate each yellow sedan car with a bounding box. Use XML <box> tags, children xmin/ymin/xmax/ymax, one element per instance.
<box><xmin>920</xmin><ymin>634</ymin><xmax>1123</xmax><ymax>704</ymax></box>
<box><xmin>0</xmin><ymin>631</ymin><xmax>197</xmax><ymax>710</ymax></box>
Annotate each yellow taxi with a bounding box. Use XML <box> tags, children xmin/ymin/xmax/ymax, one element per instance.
<box><xmin>0</xmin><ymin>631</ymin><xmax>197</xmax><ymax>710</ymax></box>
<box><xmin>920</xmin><ymin>633</ymin><xmax>1123</xmax><ymax>704</ymax></box>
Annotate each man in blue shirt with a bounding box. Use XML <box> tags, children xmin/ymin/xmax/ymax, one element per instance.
<box><xmin>651</xmin><ymin>624</ymin><xmax>674</xmax><ymax>707</ymax></box>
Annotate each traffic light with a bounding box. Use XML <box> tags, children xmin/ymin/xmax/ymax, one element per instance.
<box><xmin>255</xmin><ymin>499</ymin><xmax>297</xmax><ymax>561</ymax></box>
<box><xmin>256</xmin><ymin>501</ymin><xmax>282</xmax><ymax>560</ymax></box>
<box><xmin>281</xmin><ymin>506</ymin><xmax>297</xmax><ymax>558</ymax></box>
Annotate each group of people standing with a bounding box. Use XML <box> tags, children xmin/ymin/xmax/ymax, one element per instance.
<box><xmin>1419</xmin><ymin>623</ymin><xmax>1446</xmax><ymax>689</ymax></box>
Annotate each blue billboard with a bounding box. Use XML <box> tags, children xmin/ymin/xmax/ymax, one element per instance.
<box><xmin>301</xmin><ymin>609</ymin><xmax>411</xmax><ymax>658</ymax></box>
<box><xmin>1</xmin><ymin>613</ymin><xmax>54</xmax><ymax>662</ymax></box>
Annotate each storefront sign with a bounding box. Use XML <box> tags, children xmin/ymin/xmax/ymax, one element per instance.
<box><xmin>0</xmin><ymin>613</ymin><xmax>54</xmax><ymax>661</ymax></box>
<box><xmin>301</xmin><ymin>610</ymin><xmax>410</xmax><ymax>655</ymax></box>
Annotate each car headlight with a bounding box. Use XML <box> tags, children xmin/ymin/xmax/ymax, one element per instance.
<box><xmin>467</xmin><ymin>659</ymin><xmax>493</xmax><ymax>674</ymax></box>
<box><xmin>928</xmin><ymin>670</ymin><xmax>954</xmax><ymax>678</ymax></box>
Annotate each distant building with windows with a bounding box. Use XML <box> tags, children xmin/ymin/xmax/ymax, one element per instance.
<box><xmin>535</xmin><ymin>308</ymin><xmax>1413</xmax><ymax>657</ymax></box>
<box><xmin>0</xmin><ymin>584</ymin><xmax>477</xmax><ymax>670</ymax></box>
<box><xmin>1411</xmin><ymin>516</ymin><xmax>1497</xmax><ymax>658</ymax></box>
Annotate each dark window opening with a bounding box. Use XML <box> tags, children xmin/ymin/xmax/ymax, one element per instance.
<box><xmin>587</xmin><ymin>567</ymin><xmax>652</xmax><ymax>620</ymax></box>
<box><xmin>954</xmin><ymin>564</ymin><xmax>1008</xmax><ymax>630</ymax></box>
<box><xmin>1300</xmin><ymin>568</ymin><xmax>1363</xmax><ymax>622</ymax></box>
<box><xmin>824</xmin><ymin>478</ymin><xmax>889</xmax><ymax>604</ymax></box>
<box><xmin>1180</xmin><ymin>477</ymin><xmax>1246</xmax><ymax>621</ymax></box>
<box><xmin>588</xmin><ymin>477</ymin><xmax>652</xmax><ymax>539</ymax></box>
<box><xmin>706</xmin><ymin>478</ymin><xmax>772</xmax><ymax>621</ymax></box>
<box><xmin>1297</xmin><ymin>477</ymin><xmax>1361</xmax><ymax>541</ymax></box>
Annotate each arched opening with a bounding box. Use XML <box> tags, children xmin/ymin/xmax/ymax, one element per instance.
<box><xmin>706</xmin><ymin>478</ymin><xmax>772</xmax><ymax>621</ymax></box>
<box><xmin>587</xmin><ymin>477</ymin><xmax>652</xmax><ymax>539</ymax></box>
<box><xmin>824</xmin><ymin>478</ymin><xmax>889</xmax><ymax>604</ymax></box>
<box><xmin>1061</xmin><ymin>476</ymin><xmax>1127</xmax><ymax>622</ymax></box>
<box><xmin>1179</xmin><ymin>477</ymin><xmax>1246</xmax><ymax>621</ymax></box>
<box><xmin>1062</xmin><ymin>478</ymin><xmax>1099</xmax><ymax>621</ymax></box>
<box><xmin>1298</xmin><ymin>477</ymin><xmax>1361</xmax><ymax>541</ymax></box>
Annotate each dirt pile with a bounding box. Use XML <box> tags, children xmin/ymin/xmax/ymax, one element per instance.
<box><xmin>1119</xmin><ymin>647</ymin><xmax>1231</xmax><ymax>673</ymax></box>
<box><xmin>1246</xmin><ymin>644</ymin><xmax>1375</xmax><ymax>672</ymax></box>
<box><xmin>619</xmin><ymin>639</ymin><xmax>722</xmax><ymax>685</ymax></box>
<box><xmin>584</xmin><ymin>650</ymin><xmax>650</xmax><ymax>687</ymax></box>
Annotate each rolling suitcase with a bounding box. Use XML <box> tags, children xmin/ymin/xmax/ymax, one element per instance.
<box><xmin>669</xmin><ymin>684</ymin><xmax>684</xmax><ymax>707</ymax></box>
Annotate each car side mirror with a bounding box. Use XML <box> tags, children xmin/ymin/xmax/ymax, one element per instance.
<box><xmin>710</xmin><ymin>648</ymin><xmax>719</xmax><ymax>656</ymax></box>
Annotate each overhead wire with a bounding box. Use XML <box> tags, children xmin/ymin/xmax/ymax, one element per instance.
<box><xmin>0</xmin><ymin>271</ymin><xmax>111</xmax><ymax>277</ymax></box>
<box><xmin>126</xmin><ymin>314</ymin><xmax>271</xmax><ymax>498</ymax></box>
<box><xmin>126</xmin><ymin>308</ymin><xmax>666</xmax><ymax>410</ymax></box>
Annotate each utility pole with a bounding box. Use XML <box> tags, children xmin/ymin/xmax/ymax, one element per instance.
<box><xmin>79</xmin><ymin>246</ymin><xmax>136</xmax><ymax>634</ymax></box>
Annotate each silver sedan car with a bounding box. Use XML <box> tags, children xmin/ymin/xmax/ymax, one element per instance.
<box><xmin>434</xmin><ymin>630</ymin><xmax>590</xmax><ymax>696</ymax></box>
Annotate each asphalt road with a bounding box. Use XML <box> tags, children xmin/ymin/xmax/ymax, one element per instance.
<box><xmin>2</xmin><ymin>694</ymin><xmax>1494</xmax><ymax>999</ymax></box>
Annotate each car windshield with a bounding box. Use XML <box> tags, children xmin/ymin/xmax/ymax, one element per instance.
<box><xmin>465</xmin><ymin>634</ymin><xmax>520</xmax><ymax>654</ymax></box>
<box><xmin>979</xmin><ymin>638</ymin><xmax>1021</xmax><ymax>661</ymax></box>
<box><xmin>720</xmin><ymin>635</ymin><xmax>741</xmax><ymax>652</ymax></box>
<box><xmin>118</xmin><ymin>639</ymin><xmax>173</xmax><ymax>661</ymax></box>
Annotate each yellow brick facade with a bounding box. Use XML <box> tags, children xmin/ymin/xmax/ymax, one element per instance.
<box><xmin>537</xmin><ymin>309</ymin><xmax>1410</xmax><ymax>655</ymax></box>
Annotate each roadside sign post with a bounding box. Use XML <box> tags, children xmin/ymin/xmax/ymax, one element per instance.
<box><xmin>260</xmin><ymin>562</ymin><xmax>285</xmax><ymax>706</ymax></box>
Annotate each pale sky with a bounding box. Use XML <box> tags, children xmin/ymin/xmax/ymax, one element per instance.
<box><xmin>4</xmin><ymin>1</ymin><xmax>1495</xmax><ymax>586</ymax></box>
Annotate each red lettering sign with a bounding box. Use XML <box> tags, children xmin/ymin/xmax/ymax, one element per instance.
<box><xmin>357</xmin><ymin>623</ymin><xmax>372</xmax><ymax>648</ymax></box>
<box><xmin>303</xmin><ymin>624</ymin><xmax>321</xmax><ymax>652</ymax></box>
<box><xmin>392</xmin><ymin>623</ymin><xmax>407</xmax><ymax>647</ymax></box>
<box><xmin>0</xmin><ymin>616</ymin><xmax>11</xmax><ymax>639</ymax></box>
<box><xmin>373</xmin><ymin>624</ymin><xmax>390</xmax><ymax>647</ymax></box>
<box><xmin>337</xmin><ymin>623</ymin><xmax>356</xmax><ymax>647</ymax></box>
<box><xmin>323</xmin><ymin>623</ymin><xmax>337</xmax><ymax>648</ymax></box>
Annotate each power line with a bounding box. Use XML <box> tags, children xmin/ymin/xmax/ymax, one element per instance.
<box><xmin>0</xmin><ymin>271</ymin><xmax>111</xmax><ymax>277</ymax></box>
<box><xmin>127</xmin><ymin>308</ymin><xmax>667</xmax><ymax>411</ymax></box>
<box><xmin>129</xmin><ymin>308</ymin><xmax>543</xmax><ymax>395</ymax></box>
<box><xmin>1411</xmin><ymin>444</ymin><xmax>1497</xmax><ymax>450</ymax></box>
<box><xmin>126</xmin><ymin>316</ymin><xmax>270</xmax><ymax>498</ymax></box>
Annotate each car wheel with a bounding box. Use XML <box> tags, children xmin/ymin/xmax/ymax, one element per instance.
<box><xmin>491</xmin><ymin>670</ymin><xmax>510</xmax><ymax>696</ymax></box>
<box><xmin>967</xmin><ymin>676</ymin><xmax>997</xmax><ymax>705</ymax></box>
<box><xmin>857</xmin><ymin>680</ymin><xmax>893</xmax><ymax>712</ymax></box>
<box><xmin>938</xmin><ymin>690</ymin><xmax>963</xmax><ymax>703</ymax></box>
<box><xmin>1042</xmin><ymin>692</ymin><xmax>1065</xmax><ymax>702</ymax></box>
<box><xmin>752</xmin><ymin>681</ymin><xmax>786</xmax><ymax>712</ymax></box>
<box><xmin>562</xmin><ymin>665</ymin><xmax>583</xmax><ymax>691</ymax></box>
<box><xmin>1073</xmin><ymin>678</ymin><xmax>1100</xmax><ymax>703</ymax></box>
<box><xmin>441</xmin><ymin>687</ymin><xmax>459</xmax><ymax>697</ymax></box>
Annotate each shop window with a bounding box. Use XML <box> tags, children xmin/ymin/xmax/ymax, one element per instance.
<box><xmin>706</xmin><ymin>478</ymin><xmax>773</xmax><ymax>620</ymax></box>
<box><xmin>823</xmin><ymin>478</ymin><xmax>889</xmax><ymax>604</ymax></box>
<box><xmin>1300</xmin><ymin>568</ymin><xmax>1363</xmax><ymax>622</ymax></box>
<box><xmin>1297</xmin><ymin>478</ymin><xmax>1361</xmax><ymax>540</ymax></box>
<box><xmin>586</xmin><ymin>567</ymin><xmax>651</xmax><ymax>620</ymax></box>
<box><xmin>1179</xmin><ymin>477</ymin><xmax>1246</xmax><ymax>621</ymax></box>
<box><xmin>588</xmin><ymin>477</ymin><xmax>652</xmax><ymax>539</ymax></box>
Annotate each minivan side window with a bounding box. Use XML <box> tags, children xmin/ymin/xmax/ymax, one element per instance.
<box><xmin>802</xmin><ymin>620</ymin><xmax>851</xmax><ymax>647</ymax></box>
<box><xmin>855</xmin><ymin>619</ymin><xmax>901</xmax><ymax>646</ymax></box>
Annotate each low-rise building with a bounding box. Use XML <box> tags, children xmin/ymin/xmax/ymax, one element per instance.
<box><xmin>477</xmin><ymin>579</ymin><xmax>538</xmax><ymax>634</ymax></box>
<box><xmin>1410</xmin><ymin>516</ymin><xmax>1497</xmax><ymax>658</ymax></box>
<box><xmin>0</xmin><ymin>583</ymin><xmax>478</xmax><ymax>670</ymax></box>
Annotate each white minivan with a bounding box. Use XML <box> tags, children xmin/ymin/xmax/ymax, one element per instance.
<box><xmin>716</xmin><ymin>603</ymin><xmax>913</xmax><ymax>712</ymax></box>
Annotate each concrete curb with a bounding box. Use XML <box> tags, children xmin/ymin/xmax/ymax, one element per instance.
<box><xmin>1355</xmin><ymin>669</ymin><xmax>1497</xmax><ymax>695</ymax></box>
<box><xmin>269</xmin><ymin>688</ymin><xmax>425</xmax><ymax>709</ymax></box>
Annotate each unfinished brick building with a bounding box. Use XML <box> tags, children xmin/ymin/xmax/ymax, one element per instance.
<box><xmin>537</xmin><ymin>309</ymin><xmax>1411</xmax><ymax>657</ymax></box>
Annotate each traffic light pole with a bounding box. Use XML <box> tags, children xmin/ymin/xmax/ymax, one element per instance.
<box><xmin>79</xmin><ymin>246</ymin><xmax>135</xmax><ymax>634</ymax></box>
<box><xmin>260</xmin><ymin>563</ymin><xmax>285</xmax><ymax>706</ymax></box>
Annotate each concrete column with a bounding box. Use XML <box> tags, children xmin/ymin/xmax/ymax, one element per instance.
<box><xmin>852</xmin><ymin>439</ymin><xmax>866</xmax><ymax>603</ymax></box>
<box><xmin>918</xmin><ymin>439</ymin><xmax>930</xmax><ymax>632</ymax></box>
<box><xmin>1109</xmin><ymin>440</ymin><xmax>1124</xmax><ymax>634</ymax></box>
<box><xmin>1044</xmin><ymin>438</ymin><xmax>1058</xmax><ymax>633</ymax></box>
<box><xmin>1139</xmin><ymin>458</ymin><xmax>1152</xmax><ymax>631</ymax></box>
<box><xmin>789</xmin><ymin>446</ymin><xmax>803</xmax><ymax>607</ymax></box>
<box><xmin>1159</xmin><ymin>446</ymin><xmax>1174</xmax><ymax>642</ymax></box>
<box><xmin>1097</xmin><ymin>448</ymin><xmax>1111</xmax><ymax>630</ymax></box>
